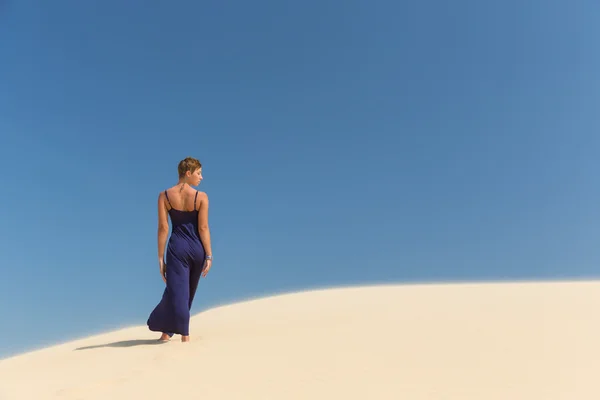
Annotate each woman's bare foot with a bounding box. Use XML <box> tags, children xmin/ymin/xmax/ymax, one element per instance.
<box><xmin>181</xmin><ymin>335</ymin><xmax>190</xmax><ymax>342</ymax></box>
<box><xmin>158</xmin><ymin>333</ymin><xmax>171</xmax><ymax>342</ymax></box>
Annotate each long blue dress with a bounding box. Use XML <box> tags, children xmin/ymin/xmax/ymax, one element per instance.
<box><xmin>147</xmin><ymin>190</ymin><xmax>205</xmax><ymax>337</ymax></box>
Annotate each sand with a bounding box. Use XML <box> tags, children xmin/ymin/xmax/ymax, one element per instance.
<box><xmin>1</xmin><ymin>280</ymin><xmax>599</xmax><ymax>399</ymax></box>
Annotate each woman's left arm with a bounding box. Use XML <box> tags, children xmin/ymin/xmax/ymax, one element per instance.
<box><xmin>157</xmin><ymin>192</ymin><xmax>169</xmax><ymax>262</ymax></box>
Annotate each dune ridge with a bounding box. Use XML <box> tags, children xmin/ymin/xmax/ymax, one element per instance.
<box><xmin>1</xmin><ymin>280</ymin><xmax>599</xmax><ymax>399</ymax></box>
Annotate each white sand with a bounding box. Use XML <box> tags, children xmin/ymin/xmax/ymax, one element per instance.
<box><xmin>1</xmin><ymin>280</ymin><xmax>599</xmax><ymax>399</ymax></box>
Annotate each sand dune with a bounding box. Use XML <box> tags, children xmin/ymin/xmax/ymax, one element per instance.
<box><xmin>1</xmin><ymin>280</ymin><xmax>599</xmax><ymax>399</ymax></box>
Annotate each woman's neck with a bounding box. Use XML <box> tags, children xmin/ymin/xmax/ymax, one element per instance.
<box><xmin>177</xmin><ymin>180</ymin><xmax>189</xmax><ymax>191</ymax></box>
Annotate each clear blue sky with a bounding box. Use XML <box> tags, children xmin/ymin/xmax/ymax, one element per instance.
<box><xmin>1</xmin><ymin>0</ymin><xmax>599</xmax><ymax>359</ymax></box>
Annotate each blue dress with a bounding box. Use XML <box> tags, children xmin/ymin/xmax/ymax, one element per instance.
<box><xmin>147</xmin><ymin>190</ymin><xmax>205</xmax><ymax>337</ymax></box>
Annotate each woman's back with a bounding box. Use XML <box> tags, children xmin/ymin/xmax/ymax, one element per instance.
<box><xmin>163</xmin><ymin>185</ymin><xmax>202</xmax><ymax>240</ymax></box>
<box><xmin>164</xmin><ymin>185</ymin><xmax>201</xmax><ymax>212</ymax></box>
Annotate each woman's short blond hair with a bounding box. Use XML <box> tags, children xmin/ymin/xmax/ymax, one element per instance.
<box><xmin>177</xmin><ymin>157</ymin><xmax>202</xmax><ymax>178</ymax></box>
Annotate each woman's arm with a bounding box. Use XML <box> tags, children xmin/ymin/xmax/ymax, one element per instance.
<box><xmin>157</xmin><ymin>192</ymin><xmax>169</xmax><ymax>261</ymax></box>
<box><xmin>197</xmin><ymin>192</ymin><xmax>212</xmax><ymax>257</ymax></box>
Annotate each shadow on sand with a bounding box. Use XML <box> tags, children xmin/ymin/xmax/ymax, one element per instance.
<box><xmin>75</xmin><ymin>339</ymin><xmax>168</xmax><ymax>351</ymax></box>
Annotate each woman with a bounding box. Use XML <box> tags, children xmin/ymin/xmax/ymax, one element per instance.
<box><xmin>147</xmin><ymin>156</ymin><xmax>213</xmax><ymax>342</ymax></box>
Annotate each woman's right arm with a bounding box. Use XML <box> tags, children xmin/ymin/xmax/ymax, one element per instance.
<box><xmin>197</xmin><ymin>192</ymin><xmax>212</xmax><ymax>258</ymax></box>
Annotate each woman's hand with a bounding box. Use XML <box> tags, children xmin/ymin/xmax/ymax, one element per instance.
<box><xmin>202</xmin><ymin>258</ymin><xmax>212</xmax><ymax>278</ymax></box>
<box><xmin>159</xmin><ymin>258</ymin><xmax>167</xmax><ymax>283</ymax></box>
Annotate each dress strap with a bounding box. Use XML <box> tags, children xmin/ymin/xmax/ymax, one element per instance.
<box><xmin>193</xmin><ymin>191</ymin><xmax>199</xmax><ymax>211</ymax></box>
<box><xmin>164</xmin><ymin>190</ymin><xmax>173</xmax><ymax>210</ymax></box>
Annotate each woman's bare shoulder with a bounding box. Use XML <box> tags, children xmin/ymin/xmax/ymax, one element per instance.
<box><xmin>161</xmin><ymin>186</ymin><xmax>174</xmax><ymax>195</ymax></box>
<box><xmin>162</xmin><ymin>185</ymin><xmax>189</xmax><ymax>195</ymax></box>
<box><xmin>159</xmin><ymin>186</ymin><xmax>180</xmax><ymax>201</ymax></box>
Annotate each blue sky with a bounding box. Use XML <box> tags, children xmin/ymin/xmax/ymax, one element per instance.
<box><xmin>1</xmin><ymin>0</ymin><xmax>599</xmax><ymax>359</ymax></box>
